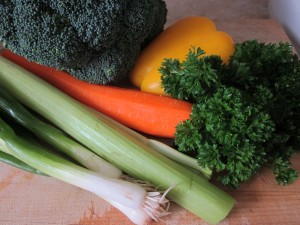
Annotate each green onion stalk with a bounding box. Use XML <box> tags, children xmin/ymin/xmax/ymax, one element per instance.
<box><xmin>0</xmin><ymin>149</ymin><xmax>47</xmax><ymax>176</ymax></box>
<box><xmin>0</xmin><ymin>56</ymin><xmax>235</xmax><ymax>225</ymax></box>
<box><xmin>0</xmin><ymin>117</ymin><xmax>171</xmax><ymax>225</ymax></box>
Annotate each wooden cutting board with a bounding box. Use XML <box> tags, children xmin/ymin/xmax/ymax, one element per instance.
<box><xmin>1</xmin><ymin>19</ymin><xmax>299</xmax><ymax>225</ymax></box>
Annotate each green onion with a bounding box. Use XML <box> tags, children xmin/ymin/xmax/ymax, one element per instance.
<box><xmin>0</xmin><ymin>86</ymin><xmax>122</xmax><ymax>178</ymax></box>
<box><xmin>0</xmin><ymin>117</ymin><xmax>170</xmax><ymax>225</ymax></box>
<box><xmin>0</xmin><ymin>147</ymin><xmax>47</xmax><ymax>176</ymax></box>
<box><xmin>0</xmin><ymin>56</ymin><xmax>235</xmax><ymax>225</ymax></box>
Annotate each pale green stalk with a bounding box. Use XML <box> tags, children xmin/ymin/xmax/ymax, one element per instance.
<box><xmin>89</xmin><ymin>108</ymin><xmax>212</xmax><ymax>179</ymax></box>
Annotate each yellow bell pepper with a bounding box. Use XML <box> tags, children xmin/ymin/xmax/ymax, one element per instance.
<box><xmin>129</xmin><ymin>16</ymin><xmax>235</xmax><ymax>96</ymax></box>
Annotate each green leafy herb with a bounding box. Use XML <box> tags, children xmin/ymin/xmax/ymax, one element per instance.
<box><xmin>160</xmin><ymin>41</ymin><xmax>299</xmax><ymax>188</ymax></box>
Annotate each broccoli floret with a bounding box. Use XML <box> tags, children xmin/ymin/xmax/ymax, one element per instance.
<box><xmin>0</xmin><ymin>0</ymin><xmax>167</xmax><ymax>84</ymax></box>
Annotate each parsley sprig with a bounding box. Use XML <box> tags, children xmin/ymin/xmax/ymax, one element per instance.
<box><xmin>160</xmin><ymin>41</ymin><xmax>299</xmax><ymax>188</ymax></box>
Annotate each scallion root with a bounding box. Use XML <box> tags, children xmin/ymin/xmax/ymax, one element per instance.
<box><xmin>143</xmin><ymin>184</ymin><xmax>175</xmax><ymax>221</ymax></box>
<box><xmin>122</xmin><ymin>174</ymin><xmax>174</xmax><ymax>222</ymax></box>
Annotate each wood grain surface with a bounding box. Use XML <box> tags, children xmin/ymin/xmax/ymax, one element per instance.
<box><xmin>1</xmin><ymin>153</ymin><xmax>299</xmax><ymax>225</ymax></box>
<box><xmin>1</xmin><ymin>2</ymin><xmax>300</xmax><ymax>225</ymax></box>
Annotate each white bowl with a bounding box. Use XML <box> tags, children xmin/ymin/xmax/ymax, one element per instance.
<box><xmin>269</xmin><ymin>0</ymin><xmax>300</xmax><ymax>55</ymax></box>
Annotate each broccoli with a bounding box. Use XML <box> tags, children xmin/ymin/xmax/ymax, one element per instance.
<box><xmin>0</xmin><ymin>0</ymin><xmax>167</xmax><ymax>84</ymax></box>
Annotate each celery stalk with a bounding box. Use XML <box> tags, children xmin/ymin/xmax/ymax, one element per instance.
<box><xmin>88</xmin><ymin>107</ymin><xmax>212</xmax><ymax>179</ymax></box>
<box><xmin>0</xmin><ymin>56</ymin><xmax>235</xmax><ymax>225</ymax></box>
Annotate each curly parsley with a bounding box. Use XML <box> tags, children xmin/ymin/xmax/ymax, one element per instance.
<box><xmin>160</xmin><ymin>41</ymin><xmax>299</xmax><ymax>188</ymax></box>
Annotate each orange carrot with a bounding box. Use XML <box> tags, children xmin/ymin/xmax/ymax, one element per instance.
<box><xmin>1</xmin><ymin>50</ymin><xmax>192</xmax><ymax>138</ymax></box>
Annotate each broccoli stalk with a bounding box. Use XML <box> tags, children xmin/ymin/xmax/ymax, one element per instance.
<box><xmin>0</xmin><ymin>0</ymin><xmax>167</xmax><ymax>84</ymax></box>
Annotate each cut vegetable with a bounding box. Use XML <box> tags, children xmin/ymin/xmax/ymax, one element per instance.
<box><xmin>0</xmin><ymin>56</ymin><xmax>235</xmax><ymax>225</ymax></box>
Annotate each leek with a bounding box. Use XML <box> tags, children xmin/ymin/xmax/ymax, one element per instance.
<box><xmin>0</xmin><ymin>56</ymin><xmax>235</xmax><ymax>225</ymax></box>
<box><xmin>0</xmin><ymin>86</ymin><xmax>121</xmax><ymax>178</ymax></box>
